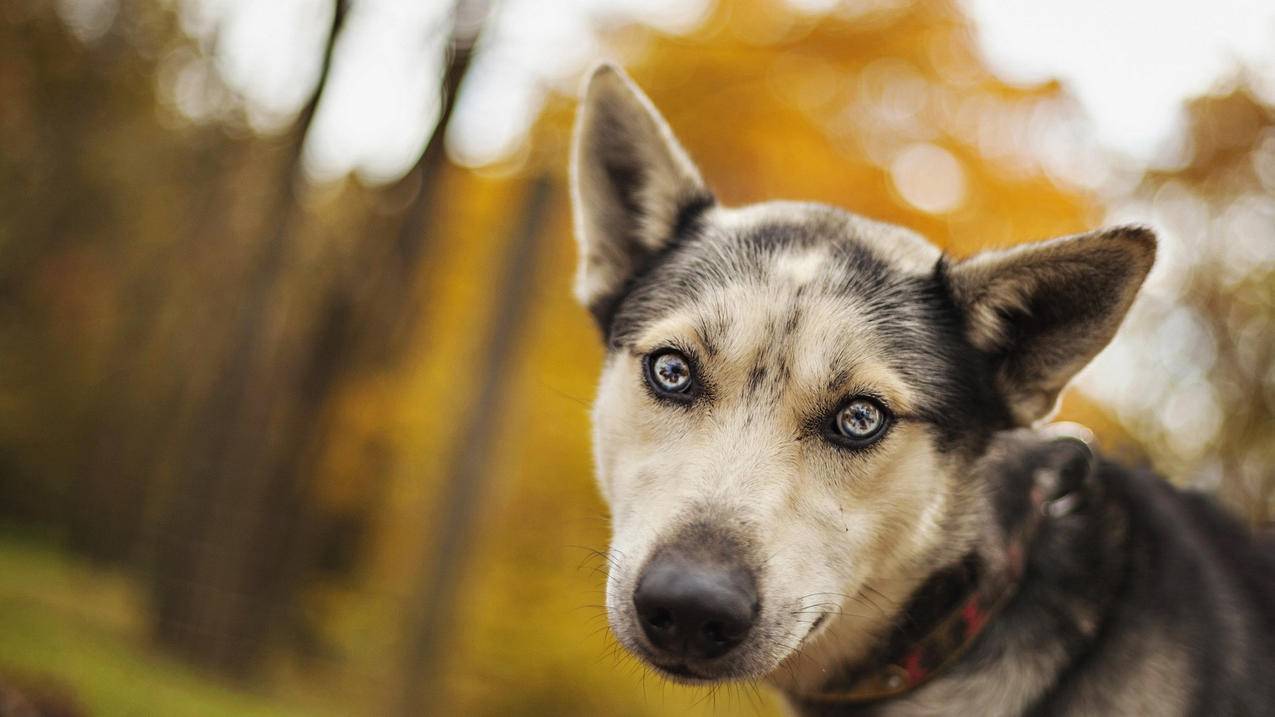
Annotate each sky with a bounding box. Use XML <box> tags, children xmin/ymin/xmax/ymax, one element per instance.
<box><xmin>169</xmin><ymin>0</ymin><xmax>1275</xmax><ymax>184</ymax></box>
<box><xmin>173</xmin><ymin>0</ymin><xmax>713</xmax><ymax>182</ymax></box>
<box><xmin>965</xmin><ymin>0</ymin><xmax>1275</xmax><ymax>162</ymax></box>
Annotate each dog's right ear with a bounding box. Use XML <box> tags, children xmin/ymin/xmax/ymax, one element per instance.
<box><xmin>570</xmin><ymin>63</ymin><xmax>713</xmax><ymax>331</ymax></box>
<box><xmin>948</xmin><ymin>226</ymin><xmax>1156</xmax><ymax>425</ymax></box>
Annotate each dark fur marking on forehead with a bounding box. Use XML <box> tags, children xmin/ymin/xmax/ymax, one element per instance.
<box><xmin>825</xmin><ymin>367</ymin><xmax>852</xmax><ymax>394</ymax></box>
<box><xmin>743</xmin><ymin>342</ymin><xmax>790</xmax><ymax>400</ymax></box>
<box><xmin>609</xmin><ymin>206</ymin><xmax>895</xmax><ymax>348</ymax></box>
<box><xmin>783</xmin><ymin>305</ymin><xmax>802</xmax><ymax>336</ymax></box>
<box><xmin>747</xmin><ymin>364</ymin><xmax>769</xmax><ymax>395</ymax></box>
<box><xmin>694</xmin><ymin>311</ymin><xmax>729</xmax><ymax>359</ymax></box>
<box><xmin>773</xmin><ymin>360</ymin><xmax>792</xmax><ymax>388</ymax></box>
<box><xmin>735</xmin><ymin>211</ymin><xmax>899</xmax><ymax>295</ymax></box>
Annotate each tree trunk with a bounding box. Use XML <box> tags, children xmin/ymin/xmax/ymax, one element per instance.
<box><xmin>395</xmin><ymin>174</ymin><xmax>553</xmax><ymax>717</ymax></box>
<box><xmin>149</xmin><ymin>0</ymin><xmax>489</xmax><ymax>679</ymax></box>
<box><xmin>150</xmin><ymin>0</ymin><xmax>350</xmax><ymax>676</ymax></box>
<box><xmin>68</xmin><ymin>131</ymin><xmax>238</xmax><ymax>565</ymax></box>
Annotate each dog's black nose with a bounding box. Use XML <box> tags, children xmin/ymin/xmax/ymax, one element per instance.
<box><xmin>633</xmin><ymin>554</ymin><xmax>757</xmax><ymax>660</ymax></box>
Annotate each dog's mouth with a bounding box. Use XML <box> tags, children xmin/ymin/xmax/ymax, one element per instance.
<box><xmin>632</xmin><ymin>645</ymin><xmax>717</xmax><ymax>683</ymax></box>
<box><xmin>809</xmin><ymin>614</ymin><xmax>828</xmax><ymax>633</ymax></box>
<box><xmin>628</xmin><ymin>636</ymin><xmax>767</xmax><ymax>684</ymax></box>
<box><xmin>799</xmin><ymin>613</ymin><xmax>828</xmax><ymax>641</ymax></box>
<box><xmin>651</xmin><ymin>661</ymin><xmax>705</xmax><ymax>682</ymax></box>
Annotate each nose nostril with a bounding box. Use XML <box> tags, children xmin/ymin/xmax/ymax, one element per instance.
<box><xmin>645</xmin><ymin>608</ymin><xmax>674</xmax><ymax>631</ymax></box>
<box><xmin>701</xmin><ymin>620</ymin><xmax>726</xmax><ymax>646</ymax></box>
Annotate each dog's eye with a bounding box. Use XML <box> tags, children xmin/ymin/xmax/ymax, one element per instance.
<box><xmin>646</xmin><ymin>349</ymin><xmax>694</xmax><ymax>398</ymax></box>
<box><xmin>830</xmin><ymin>397</ymin><xmax>891</xmax><ymax>447</ymax></box>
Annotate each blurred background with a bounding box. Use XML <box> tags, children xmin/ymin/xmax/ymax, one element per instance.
<box><xmin>1</xmin><ymin>0</ymin><xmax>1273</xmax><ymax>714</ymax></box>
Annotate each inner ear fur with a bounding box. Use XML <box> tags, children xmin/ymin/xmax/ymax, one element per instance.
<box><xmin>569</xmin><ymin>63</ymin><xmax>713</xmax><ymax>331</ymax></box>
<box><xmin>948</xmin><ymin>226</ymin><xmax>1156</xmax><ymax>425</ymax></box>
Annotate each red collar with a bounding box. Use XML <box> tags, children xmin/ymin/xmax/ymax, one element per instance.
<box><xmin>802</xmin><ymin>476</ymin><xmax>1084</xmax><ymax>704</ymax></box>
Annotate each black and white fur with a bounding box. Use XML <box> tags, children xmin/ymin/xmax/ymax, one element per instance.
<box><xmin>571</xmin><ymin>64</ymin><xmax>1275</xmax><ymax>715</ymax></box>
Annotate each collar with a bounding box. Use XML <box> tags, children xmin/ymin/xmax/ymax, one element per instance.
<box><xmin>802</xmin><ymin>436</ymin><xmax>1094</xmax><ymax>705</ymax></box>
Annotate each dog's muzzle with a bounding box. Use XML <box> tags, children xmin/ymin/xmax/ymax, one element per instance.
<box><xmin>632</xmin><ymin>549</ymin><xmax>759</xmax><ymax>663</ymax></box>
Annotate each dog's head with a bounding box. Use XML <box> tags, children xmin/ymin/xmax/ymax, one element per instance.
<box><xmin>570</xmin><ymin>65</ymin><xmax>1153</xmax><ymax>687</ymax></box>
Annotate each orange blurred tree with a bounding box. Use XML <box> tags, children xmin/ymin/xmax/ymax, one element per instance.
<box><xmin>1095</xmin><ymin>85</ymin><xmax>1275</xmax><ymax>523</ymax></box>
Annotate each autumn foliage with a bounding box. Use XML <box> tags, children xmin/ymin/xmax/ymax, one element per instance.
<box><xmin>0</xmin><ymin>1</ymin><xmax>1270</xmax><ymax>715</ymax></box>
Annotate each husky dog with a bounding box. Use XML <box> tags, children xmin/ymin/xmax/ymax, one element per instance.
<box><xmin>570</xmin><ymin>64</ymin><xmax>1275</xmax><ymax>716</ymax></box>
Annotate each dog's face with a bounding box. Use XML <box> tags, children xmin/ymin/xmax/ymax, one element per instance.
<box><xmin>570</xmin><ymin>65</ymin><xmax>1154</xmax><ymax>687</ymax></box>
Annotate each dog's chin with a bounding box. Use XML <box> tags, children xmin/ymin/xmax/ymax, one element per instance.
<box><xmin>620</xmin><ymin>628</ymin><xmax>811</xmax><ymax>686</ymax></box>
<box><xmin>633</xmin><ymin>648</ymin><xmax>760</xmax><ymax>685</ymax></box>
<box><xmin>612</xmin><ymin>627</ymin><xmax>774</xmax><ymax>684</ymax></box>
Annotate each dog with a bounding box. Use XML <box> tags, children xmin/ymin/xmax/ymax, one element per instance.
<box><xmin>569</xmin><ymin>64</ymin><xmax>1275</xmax><ymax>715</ymax></box>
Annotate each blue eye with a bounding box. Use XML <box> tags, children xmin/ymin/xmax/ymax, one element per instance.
<box><xmin>831</xmin><ymin>397</ymin><xmax>890</xmax><ymax>446</ymax></box>
<box><xmin>647</xmin><ymin>350</ymin><xmax>694</xmax><ymax>397</ymax></box>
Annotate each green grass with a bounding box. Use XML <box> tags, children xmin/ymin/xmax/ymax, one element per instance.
<box><xmin>0</xmin><ymin>535</ymin><xmax>335</xmax><ymax>717</ymax></box>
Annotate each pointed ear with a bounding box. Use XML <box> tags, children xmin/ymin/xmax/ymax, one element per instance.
<box><xmin>948</xmin><ymin>226</ymin><xmax>1156</xmax><ymax>425</ymax></box>
<box><xmin>570</xmin><ymin>63</ymin><xmax>713</xmax><ymax>329</ymax></box>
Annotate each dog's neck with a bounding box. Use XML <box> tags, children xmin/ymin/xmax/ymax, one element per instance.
<box><xmin>774</xmin><ymin>436</ymin><xmax>1128</xmax><ymax>716</ymax></box>
<box><xmin>793</xmin><ymin>487</ymin><xmax>1045</xmax><ymax>704</ymax></box>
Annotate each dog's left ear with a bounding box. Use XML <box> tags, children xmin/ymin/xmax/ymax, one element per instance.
<box><xmin>949</xmin><ymin>226</ymin><xmax>1156</xmax><ymax>425</ymax></box>
<box><xmin>570</xmin><ymin>63</ymin><xmax>713</xmax><ymax>330</ymax></box>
